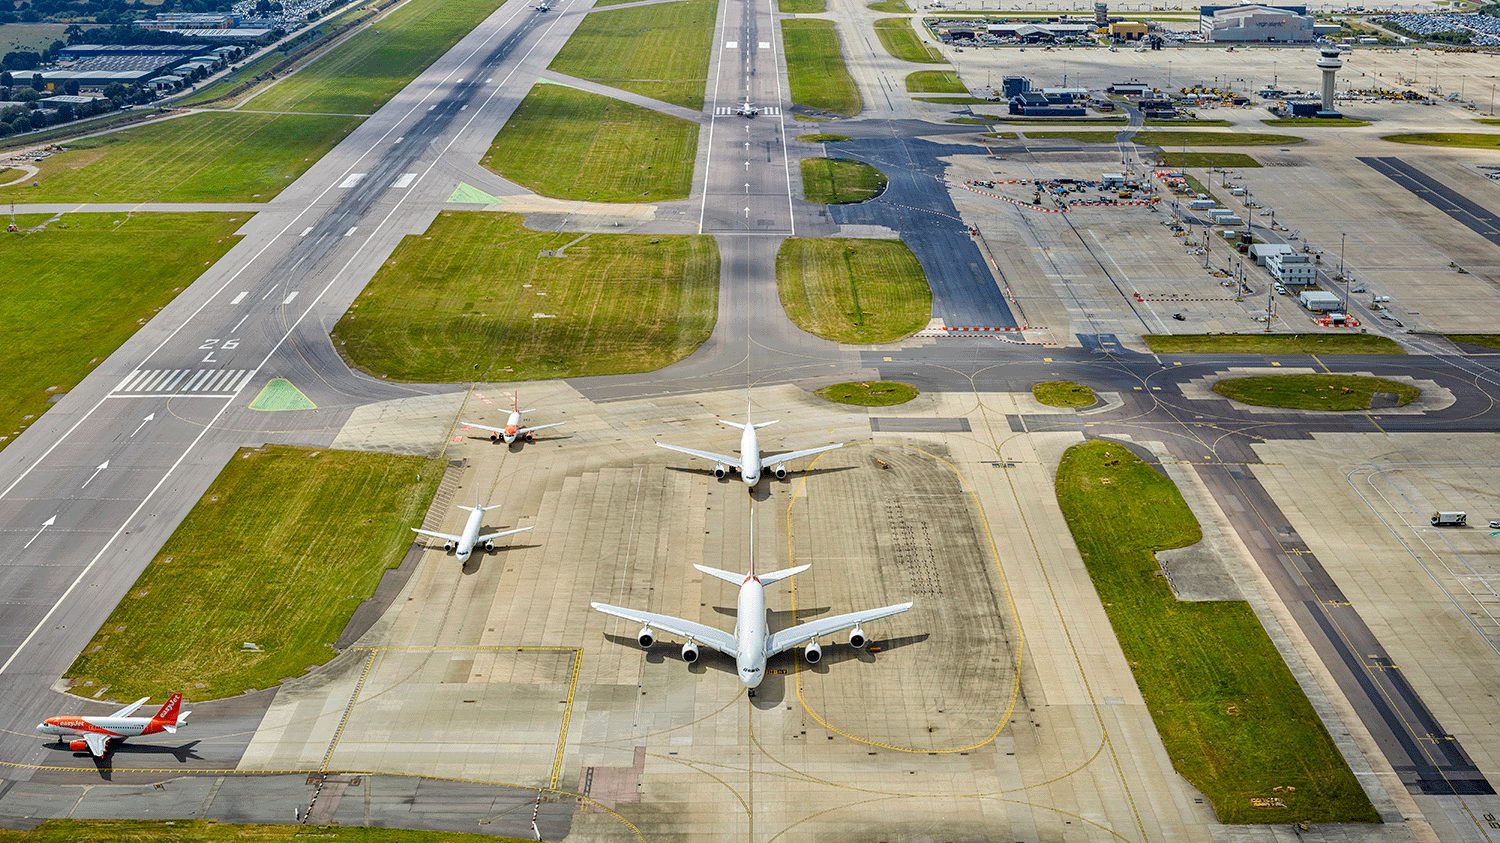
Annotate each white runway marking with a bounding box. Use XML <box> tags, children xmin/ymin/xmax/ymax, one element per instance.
<box><xmin>230</xmin><ymin>314</ymin><xmax>250</xmax><ymax>332</ymax></box>
<box><xmin>282</xmin><ymin>291</ymin><xmax>299</xmax><ymax>305</ymax></box>
<box><xmin>394</xmin><ymin>136</ymin><xmax>404</xmax><ymax>144</ymax></box>
<box><xmin>338</xmin><ymin>173</ymin><xmax>365</xmax><ymax>188</ymax></box>
<box><xmin>230</xmin><ymin>291</ymin><xmax>248</xmax><ymax>305</ymax></box>
<box><xmin>392</xmin><ymin>173</ymin><xmax>417</xmax><ymax>188</ymax></box>
<box><xmin>345</xmin><ymin>226</ymin><xmax>357</xmax><ymax>237</ymax></box>
<box><xmin>726</xmin><ymin>40</ymin><xmax>738</xmax><ymax>48</ymax></box>
<box><xmin>299</xmin><ymin>226</ymin><xmax>313</xmax><ymax>236</ymax></box>
<box><xmin>758</xmin><ymin>41</ymin><xmax>769</xmax><ymax>48</ymax></box>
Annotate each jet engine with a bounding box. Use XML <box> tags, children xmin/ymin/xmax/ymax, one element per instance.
<box><xmin>524</xmin><ymin>431</ymin><xmax>536</xmax><ymax>441</ymax></box>
<box><xmin>489</xmin><ymin>433</ymin><xmax>501</xmax><ymax>443</ymax></box>
<box><xmin>68</xmin><ymin>739</ymin><xmax>90</xmax><ymax>753</ymax></box>
<box><xmin>773</xmin><ymin>465</ymin><xmax>788</xmax><ymax>480</ymax></box>
<box><xmin>849</xmin><ymin>626</ymin><xmax>867</xmax><ymax>650</ymax></box>
<box><xmin>713</xmin><ymin>463</ymin><xmax>727</xmax><ymax>479</ymax></box>
<box><xmin>804</xmin><ymin>641</ymin><xmax>822</xmax><ymax>664</ymax></box>
<box><xmin>443</xmin><ymin>540</ymin><xmax>457</xmax><ymax>552</ymax></box>
<box><xmin>681</xmin><ymin>641</ymin><xmax>700</xmax><ymax>664</ymax></box>
<box><xmin>637</xmin><ymin>626</ymin><xmax>655</xmax><ymax>649</ymax></box>
<box><xmin>482</xmin><ymin>540</ymin><xmax>495</xmax><ymax>552</ymax></box>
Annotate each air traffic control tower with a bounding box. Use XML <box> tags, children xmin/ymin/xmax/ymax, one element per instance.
<box><xmin>1317</xmin><ymin>44</ymin><xmax>1342</xmax><ymax>115</ymax></box>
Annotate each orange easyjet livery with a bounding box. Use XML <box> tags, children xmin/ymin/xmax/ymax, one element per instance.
<box><xmin>37</xmin><ymin>693</ymin><xmax>190</xmax><ymax>757</ymax></box>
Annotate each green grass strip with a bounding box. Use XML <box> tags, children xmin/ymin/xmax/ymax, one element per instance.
<box><xmin>782</xmin><ymin>19</ymin><xmax>862</xmax><ymax>116</ymax></box>
<box><xmin>1055</xmin><ymin>440</ymin><xmax>1379</xmax><ymax>824</ymax></box>
<box><xmin>776</xmin><ymin>237</ymin><xmax>930</xmax><ymax>343</ymax></box>
<box><xmin>1447</xmin><ymin>333</ymin><xmax>1500</xmax><ymax>350</ymax></box>
<box><xmin>1142</xmin><ymin>333</ymin><xmax>1403</xmax><ymax>355</ymax></box>
<box><xmin>483</xmin><ymin>83</ymin><xmax>698</xmax><ymax>203</ymax></box>
<box><xmin>1156</xmin><ymin>151</ymin><xmax>1262</xmax><ymax>169</ymax></box>
<box><xmin>66</xmin><ymin>446</ymin><xmax>442</xmax><ymax>700</ymax></box>
<box><xmin>779</xmin><ymin>0</ymin><xmax>826</xmax><ymax>10</ymax></box>
<box><xmin>1032</xmin><ymin>380</ymin><xmax>1095</xmax><ymax>408</ymax></box>
<box><xmin>905</xmin><ymin>69</ymin><xmax>966</xmax><ymax>93</ymax></box>
<box><xmin>548</xmin><ymin>0</ymin><xmax>717</xmax><ymax>110</ymax></box>
<box><xmin>1383</xmin><ymin>132</ymin><xmax>1500</xmax><ymax>149</ymax></box>
<box><xmin>333</xmin><ymin>212</ymin><xmax>718</xmax><ymax>382</ymax></box>
<box><xmin>801</xmin><ymin>157</ymin><xmax>886</xmax><ymax>203</ymax></box>
<box><xmin>1029</xmin><ymin>130</ymin><xmax>1302</xmax><ymax>146</ymax></box>
<box><xmin>1262</xmin><ymin>117</ymin><xmax>1370</xmax><ymax>127</ymax></box>
<box><xmin>874</xmin><ymin>17</ymin><xmax>944</xmax><ymax>63</ymax></box>
<box><xmin>817</xmin><ymin>380</ymin><xmax>917</xmax><ymax>405</ymax></box>
<box><xmin>1212</xmin><ymin>373</ymin><xmax>1419</xmax><ymax>410</ymax></box>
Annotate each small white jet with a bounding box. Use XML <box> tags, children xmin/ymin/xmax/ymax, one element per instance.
<box><xmin>462</xmin><ymin>394</ymin><xmax>563</xmax><ymax>446</ymax></box>
<box><xmin>592</xmin><ymin>532</ymin><xmax>912</xmax><ymax>689</ymax></box>
<box><xmin>38</xmin><ymin>693</ymin><xmax>190</xmax><ymax>757</ymax></box>
<box><xmin>412</xmin><ymin>494</ymin><xmax>533</xmax><ymax>563</ymax></box>
<box><xmin>534</xmin><ymin>1</ymin><xmax>550</xmax><ymax>10</ymax></box>
<box><xmin>656</xmin><ymin>403</ymin><xmax>842</xmax><ymax>490</ymax></box>
<box><xmin>736</xmin><ymin>100</ymin><xmax>759</xmax><ymax>117</ymax></box>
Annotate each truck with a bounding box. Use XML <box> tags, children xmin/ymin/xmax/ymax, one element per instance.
<box><xmin>1431</xmin><ymin>511</ymin><xmax>1467</xmax><ymax>527</ymax></box>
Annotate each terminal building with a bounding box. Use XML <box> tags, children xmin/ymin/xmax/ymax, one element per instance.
<box><xmin>1199</xmin><ymin>4</ymin><xmax>1314</xmax><ymax>42</ymax></box>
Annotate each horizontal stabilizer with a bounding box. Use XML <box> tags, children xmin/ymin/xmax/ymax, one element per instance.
<box><xmin>756</xmin><ymin>563</ymin><xmax>809</xmax><ymax>585</ymax></box>
<box><xmin>693</xmin><ymin>564</ymin><xmax>744</xmax><ymax>585</ymax></box>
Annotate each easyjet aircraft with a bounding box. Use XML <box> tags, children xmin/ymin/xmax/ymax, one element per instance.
<box><xmin>37</xmin><ymin>693</ymin><xmax>190</xmax><ymax>757</ymax></box>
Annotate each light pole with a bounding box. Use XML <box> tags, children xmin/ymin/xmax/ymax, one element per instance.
<box><xmin>1339</xmin><ymin>231</ymin><xmax>1348</xmax><ymax>312</ymax></box>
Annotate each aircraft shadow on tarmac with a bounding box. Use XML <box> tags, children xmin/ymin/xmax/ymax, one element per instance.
<box><xmin>664</xmin><ymin>465</ymin><xmax>857</xmax><ymax>503</ymax></box>
<box><xmin>462</xmin><ymin>432</ymin><xmax>572</xmax><ymax>451</ymax></box>
<box><xmin>454</xmin><ymin>542</ymin><xmax>542</xmax><ymax>576</ymax></box>
<box><xmin>47</xmin><ymin>739</ymin><xmax>203</xmax><ymax>780</ymax></box>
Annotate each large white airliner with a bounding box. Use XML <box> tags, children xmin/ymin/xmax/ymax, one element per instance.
<box><xmin>656</xmin><ymin>403</ymin><xmax>842</xmax><ymax>490</ymax></box>
<box><xmin>463</xmin><ymin>394</ymin><xmax>563</xmax><ymax>446</ymax></box>
<box><xmin>591</xmin><ymin>528</ymin><xmax>912</xmax><ymax>688</ymax></box>
<box><xmin>412</xmin><ymin>493</ymin><xmax>533</xmax><ymax>563</ymax></box>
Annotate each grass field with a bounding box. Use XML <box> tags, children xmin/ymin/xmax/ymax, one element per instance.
<box><xmin>0</xmin><ymin>819</ymin><xmax>529</xmax><ymax>842</ymax></box>
<box><xmin>0</xmin><ymin>167</ymin><xmax>21</xmax><ymax>184</ymax></box>
<box><xmin>1263</xmin><ymin>117</ymin><xmax>1370</xmax><ymax>127</ymax></box>
<box><xmin>1055</xmin><ymin>440</ymin><xmax>1379</xmax><ymax>824</ymax></box>
<box><xmin>996</xmin><ymin>116</ymin><xmax>1126</xmax><ymax>124</ymax></box>
<box><xmin>1447</xmin><ymin>333</ymin><xmax>1500</xmax><ymax>350</ymax></box>
<box><xmin>1145</xmin><ymin>118</ymin><xmax>1232</xmax><ymax>126</ymax></box>
<box><xmin>799</xmin><ymin>133</ymin><xmax>850</xmax><ymax>142</ymax></box>
<box><xmin>1212</xmin><ymin>373</ymin><xmax>1419</xmax><ymax>410</ymax></box>
<box><xmin>874</xmin><ymin>17</ymin><xmax>944</xmax><ymax>63</ymax></box>
<box><xmin>548</xmin><ymin>0</ymin><xmax>716</xmax><ymax>110</ymax></box>
<box><xmin>247</xmin><ymin>0</ymin><xmax>506</xmax><ymax>114</ymax></box>
<box><xmin>801</xmin><ymin>157</ymin><xmax>886</xmax><ymax>203</ymax></box>
<box><xmin>0</xmin><ymin>22</ymin><xmax>67</xmax><ymax>52</ymax></box>
<box><xmin>1383</xmin><ymin>132</ymin><xmax>1500</xmax><ymax>149</ymax></box>
<box><xmin>1143</xmin><ymin>333</ymin><xmax>1403</xmax><ymax>355</ymax></box>
<box><xmin>913</xmin><ymin>96</ymin><xmax>990</xmax><ymax>104</ymax></box>
<box><xmin>66</xmin><ymin>446</ymin><xmax>441</xmax><ymax>701</ymax></box>
<box><xmin>776</xmin><ymin>237</ymin><xmax>930</xmax><ymax>344</ymax></box>
<box><xmin>1156</xmin><ymin>151</ymin><xmax>1263</xmax><ymax>168</ymax></box>
<box><xmin>817</xmin><ymin>381</ymin><xmax>917</xmax><ymax>405</ymax></box>
<box><xmin>905</xmin><ymin>69</ymin><xmax>966</xmax><ymax>93</ymax></box>
<box><xmin>780</xmin><ymin>0</ymin><xmax>827</xmax><ymax>10</ymax></box>
<box><xmin>983</xmin><ymin>131</ymin><xmax>1018</xmax><ymax>139</ymax></box>
<box><xmin>0</xmin><ymin>112</ymin><xmax>358</xmax><ymax>203</ymax></box>
<box><xmin>1030</xmin><ymin>130</ymin><xmax>1302</xmax><ymax>146</ymax></box>
<box><xmin>333</xmin><ymin>212</ymin><xmax>718</xmax><ymax>381</ymax></box>
<box><xmin>947</xmin><ymin>116</ymin><xmax>988</xmax><ymax>125</ymax></box>
<box><xmin>1032</xmin><ymin>380</ymin><xmax>1095</xmax><ymax>408</ymax></box>
<box><xmin>483</xmin><ymin>83</ymin><xmax>697</xmax><ymax>202</ymax></box>
<box><xmin>0</xmin><ymin>213</ymin><xmax>245</xmax><ymax>452</ymax></box>
<box><xmin>868</xmin><ymin>0</ymin><xmax>908</xmax><ymax>9</ymax></box>
<box><xmin>782</xmin><ymin>19</ymin><xmax>862</xmax><ymax>116</ymax></box>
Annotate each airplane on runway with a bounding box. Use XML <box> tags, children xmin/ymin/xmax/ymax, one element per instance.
<box><xmin>38</xmin><ymin>693</ymin><xmax>190</xmax><ymax>757</ymax></box>
<box><xmin>736</xmin><ymin>100</ymin><xmax>759</xmax><ymax>117</ymax></box>
<box><xmin>462</xmin><ymin>394</ymin><xmax>563</xmax><ymax>445</ymax></box>
<box><xmin>591</xmin><ymin>530</ymin><xmax>912</xmax><ymax>689</ymax></box>
<box><xmin>412</xmin><ymin>493</ymin><xmax>533</xmax><ymax>563</ymax></box>
<box><xmin>655</xmin><ymin>402</ymin><xmax>842</xmax><ymax>491</ymax></box>
<box><xmin>534</xmin><ymin>0</ymin><xmax>550</xmax><ymax>9</ymax></box>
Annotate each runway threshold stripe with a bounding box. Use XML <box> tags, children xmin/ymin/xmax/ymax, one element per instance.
<box><xmin>138</xmin><ymin>371</ymin><xmax>169</xmax><ymax>392</ymax></box>
<box><xmin>282</xmin><ymin>292</ymin><xmax>299</xmax><ymax>305</ymax></box>
<box><xmin>204</xmin><ymin>371</ymin><xmax>233</xmax><ymax>392</ymax></box>
<box><xmin>392</xmin><ymin>173</ymin><xmax>417</xmax><ymax>189</ymax></box>
<box><xmin>230</xmin><ymin>371</ymin><xmax>256</xmax><ymax>392</ymax></box>
<box><xmin>184</xmin><ymin>371</ymin><xmax>211</xmax><ymax>391</ymax></box>
<box><xmin>161</xmin><ymin>370</ymin><xmax>189</xmax><ymax>390</ymax></box>
<box><xmin>230</xmin><ymin>291</ymin><xmax>248</xmax><ymax>305</ymax></box>
<box><xmin>117</xmin><ymin>371</ymin><xmax>146</xmax><ymax>392</ymax></box>
<box><xmin>338</xmin><ymin>173</ymin><xmax>365</xmax><ymax>189</ymax></box>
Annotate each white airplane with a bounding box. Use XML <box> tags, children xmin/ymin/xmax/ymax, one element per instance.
<box><xmin>736</xmin><ymin>99</ymin><xmax>759</xmax><ymax>117</ymax></box>
<box><xmin>592</xmin><ymin>529</ymin><xmax>912</xmax><ymax>689</ymax></box>
<box><xmin>37</xmin><ymin>693</ymin><xmax>190</xmax><ymax>757</ymax></box>
<box><xmin>412</xmin><ymin>493</ymin><xmax>533</xmax><ymax>563</ymax></box>
<box><xmin>462</xmin><ymin>394</ymin><xmax>562</xmax><ymax>446</ymax></box>
<box><xmin>656</xmin><ymin>403</ymin><xmax>842</xmax><ymax>490</ymax></box>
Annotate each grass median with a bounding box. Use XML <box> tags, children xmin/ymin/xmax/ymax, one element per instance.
<box><xmin>1384</xmin><ymin>132</ymin><xmax>1500</xmax><ymax>150</ymax></box>
<box><xmin>874</xmin><ymin>17</ymin><xmax>944</xmax><ymax>63</ymax></box>
<box><xmin>483</xmin><ymin>83</ymin><xmax>697</xmax><ymax>202</ymax></box>
<box><xmin>1212</xmin><ymin>373</ymin><xmax>1419</xmax><ymax>410</ymax></box>
<box><xmin>66</xmin><ymin>446</ymin><xmax>442</xmax><ymax>701</ymax></box>
<box><xmin>1055</xmin><ymin>440</ymin><xmax>1378</xmax><ymax>824</ymax></box>
<box><xmin>817</xmin><ymin>381</ymin><xmax>917</xmax><ymax>405</ymax></box>
<box><xmin>1447</xmin><ymin>333</ymin><xmax>1500</xmax><ymax>350</ymax></box>
<box><xmin>1263</xmin><ymin>116</ymin><xmax>1370</xmax><ymax>127</ymax></box>
<box><xmin>1143</xmin><ymin>333</ymin><xmax>1403</xmax><ymax>355</ymax></box>
<box><xmin>549</xmin><ymin>0</ymin><xmax>716</xmax><ymax>109</ymax></box>
<box><xmin>780</xmin><ymin>0</ymin><xmax>826</xmax><ymax>10</ymax></box>
<box><xmin>782</xmin><ymin>19</ymin><xmax>862</xmax><ymax>116</ymax></box>
<box><xmin>1156</xmin><ymin>151</ymin><xmax>1262</xmax><ymax>169</ymax></box>
<box><xmin>801</xmin><ymin>157</ymin><xmax>886</xmax><ymax>203</ymax></box>
<box><xmin>776</xmin><ymin>237</ymin><xmax>931</xmax><ymax>343</ymax></box>
<box><xmin>1032</xmin><ymin>380</ymin><xmax>1095</xmax><ymax>408</ymax></box>
<box><xmin>0</xmin><ymin>213</ymin><xmax>246</xmax><ymax>452</ymax></box>
<box><xmin>333</xmin><ymin>211</ymin><xmax>718</xmax><ymax>381</ymax></box>
<box><xmin>905</xmin><ymin>69</ymin><xmax>965</xmax><ymax>93</ymax></box>
<box><xmin>1029</xmin><ymin>130</ymin><xmax>1301</xmax><ymax>146</ymax></box>
<box><xmin>0</xmin><ymin>821</ymin><xmax>530</xmax><ymax>843</ymax></box>
<box><xmin>247</xmin><ymin>0</ymin><xmax>507</xmax><ymax>114</ymax></box>
<box><xmin>0</xmin><ymin>112</ymin><xmax>358</xmax><ymax>204</ymax></box>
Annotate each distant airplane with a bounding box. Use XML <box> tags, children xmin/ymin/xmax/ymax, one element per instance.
<box><xmin>38</xmin><ymin>693</ymin><xmax>190</xmax><ymax>757</ymax></box>
<box><xmin>462</xmin><ymin>394</ymin><xmax>563</xmax><ymax>445</ymax></box>
<box><xmin>592</xmin><ymin>524</ymin><xmax>911</xmax><ymax>689</ymax></box>
<box><xmin>413</xmin><ymin>492</ymin><xmax>533</xmax><ymax>563</ymax></box>
<box><xmin>655</xmin><ymin>401</ymin><xmax>841</xmax><ymax>490</ymax></box>
<box><xmin>736</xmin><ymin>99</ymin><xmax>759</xmax><ymax>117</ymax></box>
<box><xmin>534</xmin><ymin>1</ymin><xmax>550</xmax><ymax>10</ymax></box>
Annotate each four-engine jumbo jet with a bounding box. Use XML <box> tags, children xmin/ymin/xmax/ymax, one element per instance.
<box><xmin>37</xmin><ymin>693</ymin><xmax>190</xmax><ymax>757</ymax></box>
<box><xmin>592</xmin><ymin>531</ymin><xmax>912</xmax><ymax>689</ymax></box>
<box><xmin>656</xmin><ymin>403</ymin><xmax>842</xmax><ymax>491</ymax></box>
<box><xmin>412</xmin><ymin>493</ymin><xmax>533</xmax><ymax>563</ymax></box>
<box><xmin>463</xmin><ymin>394</ymin><xmax>563</xmax><ymax>446</ymax></box>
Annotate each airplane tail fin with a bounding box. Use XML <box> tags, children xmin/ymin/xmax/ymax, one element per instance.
<box><xmin>150</xmin><ymin>693</ymin><xmax>182</xmax><ymax>726</ymax></box>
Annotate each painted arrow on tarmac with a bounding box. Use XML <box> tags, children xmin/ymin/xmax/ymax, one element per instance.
<box><xmin>23</xmin><ymin>515</ymin><xmax>56</xmax><ymax>549</ymax></box>
<box><xmin>80</xmin><ymin>461</ymin><xmax>109</xmax><ymax>490</ymax></box>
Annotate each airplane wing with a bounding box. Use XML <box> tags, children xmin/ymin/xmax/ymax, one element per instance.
<box><xmin>475</xmin><ymin>526</ymin><xmax>534</xmax><ymax>543</ymax></box>
<box><xmin>767</xmin><ymin>602</ymin><xmax>914</xmax><ymax>657</ymax></box>
<box><xmin>591</xmin><ymin>602</ymin><xmax>739</xmax><ymax>657</ymax></box>
<box><xmin>517</xmin><ymin>422</ymin><xmax>563</xmax><ymax>436</ymax></box>
<box><xmin>655</xmin><ymin>442</ymin><xmax>741</xmax><ymax>470</ymax></box>
<box><xmin>83</xmin><ymin>732</ymin><xmax>112</xmax><ymax>757</ymax></box>
<box><xmin>461</xmin><ymin>421</ymin><xmax>506</xmax><ymax>435</ymax></box>
<box><xmin>412</xmin><ymin>528</ymin><xmax>462</xmax><ymax>543</ymax></box>
<box><xmin>110</xmin><ymin>697</ymin><xmax>149</xmax><ymax>718</ymax></box>
<box><xmin>763</xmin><ymin>443</ymin><xmax>843</xmax><ymax>469</ymax></box>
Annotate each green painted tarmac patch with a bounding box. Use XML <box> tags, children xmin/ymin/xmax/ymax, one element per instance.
<box><xmin>248</xmin><ymin>378</ymin><xmax>317</xmax><ymax>411</ymax></box>
<box><xmin>449</xmin><ymin>182</ymin><xmax>504</xmax><ymax>204</ymax></box>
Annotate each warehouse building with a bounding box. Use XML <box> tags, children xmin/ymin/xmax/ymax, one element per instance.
<box><xmin>1200</xmin><ymin>5</ymin><xmax>1314</xmax><ymax>42</ymax></box>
